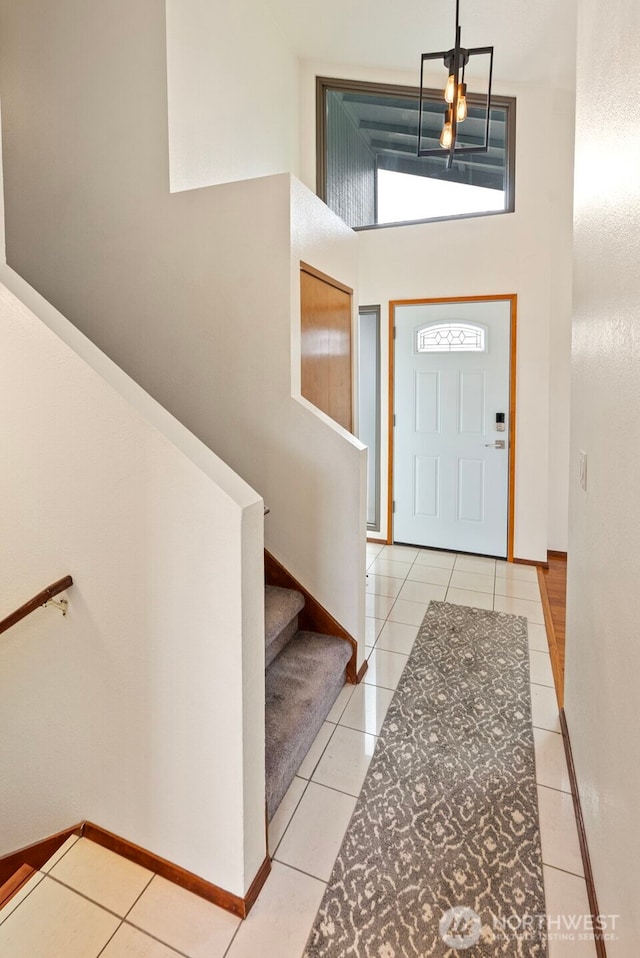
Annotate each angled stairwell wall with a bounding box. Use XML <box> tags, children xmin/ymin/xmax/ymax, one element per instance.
<box><xmin>0</xmin><ymin>281</ymin><xmax>265</xmax><ymax>899</ymax></box>
<box><xmin>0</xmin><ymin>0</ymin><xmax>367</xmax><ymax>664</ymax></box>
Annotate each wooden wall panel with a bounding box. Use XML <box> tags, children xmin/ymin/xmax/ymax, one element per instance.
<box><xmin>300</xmin><ymin>266</ymin><xmax>353</xmax><ymax>432</ymax></box>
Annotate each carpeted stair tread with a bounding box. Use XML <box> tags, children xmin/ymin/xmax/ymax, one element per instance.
<box><xmin>266</xmin><ymin>632</ymin><xmax>352</xmax><ymax>820</ymax></box>
<box><xmin>265</xmin><ymin>585</ymin><xmax>305</xmax><ymax>655</ymax></box>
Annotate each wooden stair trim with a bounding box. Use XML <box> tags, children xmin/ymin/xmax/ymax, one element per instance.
<box><xmin>0</xmin><ymin>864</ymin><xmax>37</xmax><ymax>910</ymax></box>
<box><xmin>0</xmin><ymin>824</ymin><xmax>82</xmax><ymax>886</ymax></box>
<box><xmin>82</xmin><ymin>823</ymin><xmax>270</xmax><ymax>919</ymax></box>
<box><xmin>356</xmin><ymin>658</ymin><xmax>369</xmax><ymax>683</ymax></box>
<box><xmin>264</xmin><ymin>549</ymin><xmax>362</xmax><ymax>683</ymax></box>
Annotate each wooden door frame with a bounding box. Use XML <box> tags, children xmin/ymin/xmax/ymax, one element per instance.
<box><xmin>388</xmin><ymin>294</ymin><xmax>517</xmax><ymax>562</ymax></box>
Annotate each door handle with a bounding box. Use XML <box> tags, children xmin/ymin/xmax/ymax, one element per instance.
<box><xmin>485</xmin><ymin>440</ymin><xmax>506</xmax><ymax>449</ymax></box>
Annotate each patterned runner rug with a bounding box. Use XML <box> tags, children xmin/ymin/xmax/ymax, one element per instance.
<box><xmin>304</xmin><ymin>601</ymin><xmax>547</xmax><ymax>957</ymax></box>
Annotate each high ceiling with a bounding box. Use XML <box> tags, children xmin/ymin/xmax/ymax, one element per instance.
<box><xmin>268</xmin><ymin>0</ymin><xmax>577</xmax><ymax>91</ymax></box>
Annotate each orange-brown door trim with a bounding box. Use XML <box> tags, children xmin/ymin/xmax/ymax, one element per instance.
<box><xmin>388</xmin><ymin>294</ymin><xmax>517</xmax><ymax>562</ymax></box>
<box><xmin>300</xmin><ymin>261</ymin><xmax>353</xmax><ymax>296</ymax></box>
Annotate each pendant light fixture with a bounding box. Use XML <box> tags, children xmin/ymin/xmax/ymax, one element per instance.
<box><xmin>417</xmin><ymin>0</ymin><xmax>493</xmax><ymax>169</ymax></box>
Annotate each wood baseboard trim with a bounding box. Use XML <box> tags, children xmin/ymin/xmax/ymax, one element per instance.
<box><xmin>264</xmin><ymin>550</ymin><xmax>359</xmax><ymax>683</ymax></box>
<box><xmin>0</xmin><ymin>824</ymin><xmax>82</xmax><ymax>886</ymax></box>
<box><xmin>513</xmin><ymin>556</ymin><xmax>548</xmax><ymax>569</ymax></box>
<box><xmin>82</xmin><ymin>823</ymin><xmax>270</xmax><ymax>919</ymax></box>
<box><xmin>243</xmin><ymin>853</ymin><xmax>272</xmax><ymax>915</ymax></box>
<box><xmin>547</xmin><ymin>550</ymin><xmax>568</xmax><ymax>559</ymax></box>
<box><xmin>366</xmin><ymin>537</ymin><xmax>386</xmax><ymax>545</ymax></box>
<box><xmin>0</xmin><ymin>864</ymin><xmax>37</xmax><ymax>910</ymax></box>
<box><xmin>559</xmin><ymin>711</ymin><xmax>607</xmax><ymax>958</ymax></box>
<box><xmin>356</xmin><ymin>659</ymin><xmax>369</xmax><ymax>683</ymax></box>
<box><xmin>1</xmin><ymin>822</ymin><xmax>271</xmax><ymax>919</ymax></box>
<box><xmin>537</xmin><ymin>565</ymin><xmax>564</xmax><ymax>708</ymax></box>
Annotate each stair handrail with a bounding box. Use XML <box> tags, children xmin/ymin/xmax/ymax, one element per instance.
<box><xmin>0</xmin><ymin>576</ymin><xmax>73</xmax><ymax>636</ymax></box>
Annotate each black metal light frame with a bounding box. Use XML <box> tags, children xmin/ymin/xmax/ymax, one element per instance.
<box><xmin>417</xmin><ymin>0</ymin><xmax>494</xmax><ymax>169</ymax></box>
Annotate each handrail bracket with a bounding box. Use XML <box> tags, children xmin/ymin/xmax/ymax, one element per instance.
<box><xmin>43</xmin><ymin>598</ymin><xmax>69</xmax><ymax>616</ymax></box>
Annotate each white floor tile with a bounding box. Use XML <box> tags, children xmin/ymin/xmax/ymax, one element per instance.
<box><xmin>397</xmin><ymin>580</ymin><xmax>447</xmax><ymax>604</ymax></box>
<box><xmin>339</xmin><ymin>682</ymin><xmax>395</xmax><ymax>735</ymax></box>
<box><xmin>413</xmin><ymin>549</ymin><xmax>456</xmax><ymax>569</ymax></box>
<box><xmin>454</xmin><ymin>555</ymin><xmax>497</xmax><ymax>574</ymax></box>
<box><xmin>49</xmin><ymin>837</ymin><xmax>153</xmax><ymax>916</ymax></box>
<box><xmin>530</xmin><ymin>684</ymin><xmax>561</xmax><ymax>732</ymax></box>
<box><xmin>268</xmin><ymin>776</ymin><xmax>308</xmax><ymax>854</ymax></box>
<box><xmin>325</xmin><ymin>683</ymin><xmax>354</xmax><ymax>723</ymax></box>
<box><xmin>527</xmin><ymin>622</ymin><xmax>550</xmax><ymax>653</ymax></box>
<box><xmin>365</xmin><ymin>593</ymin><xmax>396</xmax><ymax>619</ymax></box>
<box><xmin>0</xmin><ymin>871</ymin><xmax>45</xmax><ymax>926</ymax></box>
<box><xmin>445</xmin><ymin>588</ymin><xmax>494</xmax><ymax>610</ymax></box>
<box><xmin>543</xmin><ymin>866</ymin><xmax>598</xmax><ymax>958</ymax></box>
<box><xmin>297</xmin><ymin>722</ymin><xmax>336</xmax><ymax>779</ymax></box>
<box><xmin>529</xmin><ymin>650</ymin><xmax>555</xmax><ymax>688</ymax></box>
<box><xmin>365</xmin><ymin>617</ymin><xmax>385</xmax><ymax>645</ymax></box>
<box><xmin>275</xmin><ymin>783</ymin><xmax>356</xmax><ymax>881</ymax></box>
<box><xmin>494</xmin><ymin>595</ymin><xmax>544</xmax><ymax>624</ymax></box>
<box><xmin>364</xmin><ymin>648</ymin><xmax>409</xmax><ymax>691</ymax></box>
<box><xmin>495</xmin><ymin>561</ymin><xmax>539</xmax><ymax>581</ymax></box>
<box><xmin>0</xmin><ymin>875</ymin><xmax>119</xmax><ymax>958</ymax></box>
<box><xmin>312</xmin><ymin>724</ymin><xmax>377</xmax><ymax>796</ymax></box>
<box><xmin>406</xmin><ymin>564</ymin><xmax>452</xmax><ymax>586</ymax></box>
<box><xmin>495</xmin><ymin>577</ymin><xmax>542</xmax><ymax>601</ymax></box>
<box><xmin>387</xmin><ymin>598</ymin><xmax>430</xmax><ymax>626</ymax></box>
<box><xmin>127</xmin><ymin>875</ymin><xmax>239</xmax><ymax>958</ymax></box>
<box><xmin>533</xmin><ymin>729</ymin><xmax>571</xmax><ymax>794</ymax></box>
<box><xmin>375</xmin><ymin>620</ymin><xmax>419</xmax><ymax>655</ymax></box>
<box><xmin>366</xmin><ymin>542</ymin><xmax>384</xmax><ymax>559</ymax></box>
<box><xmin>449</xmin><ymin>570</ymin><xmax>495</xmax><ymax>594</ymax></box>
<box><xmin>365</xmin><ymin>574</ymin><xmax>403</xmax><ymax>598</ymax></box>
<box><xmin>226</xmin><ymin>862</ymin><xmax>325</xmax><ymax>958</ymax></box>
<box><xmin>41</xmin><ymin>835</ymin><xmax>80</xmax><ymax>872</ymax></box>
<box><xmin>537</xmin><ymin>786</ymin><xmax>584</xmax><ymax>877</ymax></box>
<box><xmin>101</xmin><ymin>923</ymin><xmax>183</xmax><ymax>957</ymax></box>
<box><xmin>367</xmin><ymin>558</ymin><xmax>413</xmax><ymax>579</ymax></box>
<box><xmin>380</xmin><ymin>545</ymin><xmax>420</xmax><ymax>562</ymax></box>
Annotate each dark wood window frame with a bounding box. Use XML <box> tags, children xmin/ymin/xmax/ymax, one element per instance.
<box><xmin>316</xmin><ymin>76</ymin><xmax>516</xmax><ymax>231</ymax></box>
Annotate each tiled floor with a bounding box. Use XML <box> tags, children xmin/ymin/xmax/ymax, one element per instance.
<box><xmin>0</xmin><ymin>544</ymin><xmax>595</xmax><ymax>957</ymax></box>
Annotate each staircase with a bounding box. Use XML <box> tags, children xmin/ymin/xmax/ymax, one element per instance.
<box><xmin>265</xmin><ymin>585</ymin><xmax>352</xmax><ymax>821</ymax></box>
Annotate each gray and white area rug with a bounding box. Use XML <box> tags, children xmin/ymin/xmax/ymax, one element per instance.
<box><xmin>304</xmin><ymin>601</ymin><xmax>547</xmax><ymax>957</ymax></box>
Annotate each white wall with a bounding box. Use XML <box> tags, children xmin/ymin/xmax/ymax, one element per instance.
<box><xmin>165</xmin><ymin>0</ymin><xmax>300</xmax><ymax>192</ymax></box>
<box><xmin>546</xmin><ymin>91</ymin><xmax>575</xmax><ymax>553</ymax></box>
<box><xmin>300</xmin><ymin>61</ymin><xmax>575</xmax><ymax>559</ymax></box>
<box><xmin>565</xmin><ymin>0</ymin><xmax>640</xmax><ymax>948</ymax></box>
<box><xmin>0</xmin><ymin>1</ymin><xmax>365</xmax><ymax>649</ymax></box>
<box><xmin>0</xmin><ymin>280</ymin><xmax>265</xmax><ymax>899</ymax></box>
<box><xmin>289</xmin><ymin>180</ymin><xmax>367</xmax><ymax>665</ymax></box>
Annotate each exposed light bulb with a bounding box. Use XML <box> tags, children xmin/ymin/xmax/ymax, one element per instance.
<box><xmin>456</xmin><ymin>83</ymin><xmax>467</xmax><ymax>122</ymax></box>
<box><xmin>444</xmin><ymin>73</ymin><xmax>455</xmax><ymax>104</ymax></box>
<box><xmin>440</xmin><ymin>112</ymin><xmax>453</xmax><ymax>150</ymax></box>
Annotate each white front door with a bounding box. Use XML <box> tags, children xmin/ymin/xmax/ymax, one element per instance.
<box><xmin>393</xmin><ymin>299</ymin><xmax>512</xmax><ymax>557</ymax></box>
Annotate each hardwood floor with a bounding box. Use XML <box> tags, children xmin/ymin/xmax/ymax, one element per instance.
<box><xmin>537</xmin><ymin>553</ymin><xmax>567</xmax><ymax>706</ymax></box>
